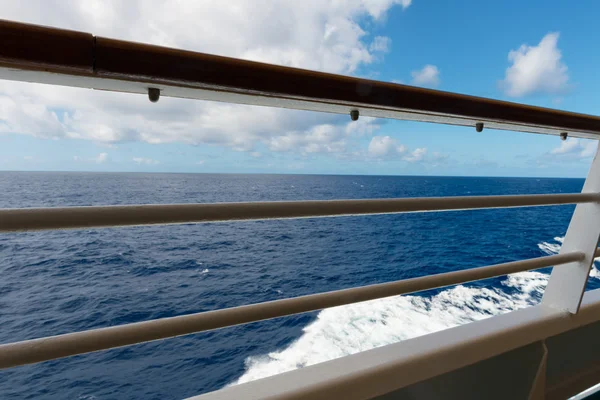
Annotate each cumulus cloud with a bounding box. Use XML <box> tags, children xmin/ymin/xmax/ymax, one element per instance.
<box><xmin>550</xmin><ymin>138</ymin><xmax>597</xmax><ymax>159</ymax></box>
<box><xmin>357</xmin><ymin>0</ymin><xmax>412</xmax><ymax>19</ymax></box>
<box><xmin>403</xmin><ymin>147</ymin><xmax>427</xmax><ymax>162</ymax></box>
<box><xmin>411</xmin><ymin>65</ymin><xmax>440</xmax><ymax>87</ymax></box>
<box><xmin>0</xmin><ymin>0</ymin><xmax>410</xmax><ymax>156</ymax></box>
<box><xmin>369</xmin><ymin>36</ymin><xmax>391</xmax><ymax>52</ymax></box>
<box><xmin>551</xmin><ymin>139</ymin><xmax>580</xmax><ymax>155</ymax></box>
<box><xmin>366</xmin><ymin>136</ymin><xmax>434</xmax><ymax>164</ymax></box>
<box><xmin>73</xmin><ymin>153</ymin><xmax>111</xmax><ymax>163</ymax></box>
<box><xmin>429</xmin><ymin>151</ymin><xmax>449</xmax><ymax>167</ymax></box>
<box><xmin>270</xmin><ymin>117</ymin><xmax>382</xmax><ymax>155</ymax></box>
<box><xmin>132</xmin><ymin>157</ymin><xmax>159</xmax><ymax>165</ymax></box>
<box><xmin>94</xmin><ymin>152</ymin><xmax>108</xmax><ymax>163</ymax></box>
<box><xmin>501</xmin><ymin>32</ymin><xmax>569</xmax><ymax>97</ymax></box>
<box><xmin>581</xmin><ymin>141</ymin><xmax>597</xmax><ymax>158</ymax></box>
<box><xmin>368</xmin><ymin>135</ymin><xmax>406</xmax><ymax>157</ymax></box>
<box><xmin>269</xmin><ymin>124</ymin><xmax>346</xmax><ymax>154</ymax></box>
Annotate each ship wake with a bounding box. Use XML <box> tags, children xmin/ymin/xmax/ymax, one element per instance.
<box><xmin>232</xmin><ymin>236</ymin><xmax>598</xmax><ymax>385</ymax></box>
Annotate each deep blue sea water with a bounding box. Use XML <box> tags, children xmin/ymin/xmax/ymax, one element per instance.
<box><xmin>1</xmin><ymin>172</ymin><xmax>598</xmax><ymax>399</ymax></box>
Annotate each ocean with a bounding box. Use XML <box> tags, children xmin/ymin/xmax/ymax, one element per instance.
<box><xmin>1</xmin><ymin>172</ymin><xmax>598</xmax><ymax>399</ymax></box>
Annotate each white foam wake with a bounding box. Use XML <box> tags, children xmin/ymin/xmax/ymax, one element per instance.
<box><xmin>231</xmin><ymin>236</ymin><xmax>596</xmax><ymax>385</ymax></box>
<box><xmin>232</xmin><ymin>274</ymin><xmax>546</xmax><ymax>384</ymax></box>
<box><xmin>537</xmin><ymin>236</ymin><xmax>564</xmax><ymax>255</ymax></box>
<box><xmin>538</xmin><ymin>236</ymin><xmax>600</xmax><ymax>278</ymax></box>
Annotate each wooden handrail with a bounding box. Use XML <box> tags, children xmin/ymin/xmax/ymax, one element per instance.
<box><xmin>2</xmin><ymin>19</ymin><xmax>600</xmax><ymax>138</ymax></box>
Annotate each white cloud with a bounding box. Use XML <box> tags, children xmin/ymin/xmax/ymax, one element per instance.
<box><xmin>368</xmin><ymin>135</ymin><xmax>406</xmax><ymax>157</ymax></box>
<box><xmin>269</xmin><ymin>117</ymin><xmax>381</xmax><ymax>155</ymax></box>
<box><xmin>411</xmin><ymin>65</ymin><xmax>440</xmax><ymax>87</ymax></box>
<box><xmin>550</xmin><ymin>138</ymin><xmax>597</xmax><ymax>159</ymax></box>
<box><xmin>132</xmin><ymin>157</ymin><xmax>159</xmax><ymax>165</ymax></box>
<box><xmin>369</xmin><ymin>36</ymin><xmax>391</xmax><ymax>52</ymax></box>
<box><xmin>403</xmin><ymin>147</ymin><xmax>427</xmax><ymax>162</ymax></box>
<box><xmin>365</xmin><ymin>136</ymin><xmax>437</xmax><ymax>164</ymax></box>
<box><xmin>429</xmin><ymin>151</ymin><xmax>449</xmax><ymax>167</ymax></box>
<box><xmin>23</xmin><ymin>155</ymin><xmax>33</xmax><ymax>161</ymax></box>
<box><xmin>0</xmin><ymin>0</ymin><xmax>410</xmax><ymax>158</ymax></box>
<box><xmin>580</xmin><ymin>141</ymin><xmax>597</xmax><ymax>158</ymax></box>
<box><xmin>269</xmin><ymin>124</ymin><xmax>344</xmax><ymax>154</ymax></box>
<box><xmin>196</xmin><ymin>160</ymin><xmax>205</xmax><ymax>165</ymax></box>
<box><xmin>501</xmin><ymin>32</ymin><xmax>569</xmax><ymax>97</ymax></box>
<box><xmin>73</xmin><ymin>156</ymin><xmax>81</xmax><ymax>161</ymax></box>
<box><xmin>94</xmin><ymin>152</ymin><xmax>108</xmax><ymax>163</ymax></box>
<box><xmin>551</xmin><ymin>138</ymin><xmax>580</xmax><ymax>155</ymax></box>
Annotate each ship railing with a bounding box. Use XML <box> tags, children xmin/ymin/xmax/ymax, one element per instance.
<box><xmin>2</xmin><ymin>19</ymin><xmax>600</xmax><ymax>399</ymax></box>
<box><xmin>0</xmin><ymin>197</ymin><xmax>597</xmax><ymax>368</ymax></box>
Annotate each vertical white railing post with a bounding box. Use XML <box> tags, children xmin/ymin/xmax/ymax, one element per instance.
<box><xmin>543</xmin><ymin>142</ymin><xmax>600</xmax><ymax>313</ymax></box>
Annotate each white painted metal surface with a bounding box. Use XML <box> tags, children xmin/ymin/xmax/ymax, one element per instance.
<box><xmin>543</xmin><ymin>142</ymin><xmax>600</xmax><ymax>313</ymax></box>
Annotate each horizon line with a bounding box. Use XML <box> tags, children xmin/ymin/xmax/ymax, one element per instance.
<box><xmin>0</xmin><ymin>169</ymin><xmax>587</xmax><ymax>180</ymax></box>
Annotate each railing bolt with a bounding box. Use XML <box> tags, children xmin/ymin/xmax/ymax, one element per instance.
<box><xmin>475</xmin><ymin>122</ymin><xmax>484</xmax><ymax>132</ymax></box>
<box><xmin>148</xmin><ymin>88</ymin><xmax>161</xmax><ymax>103</ymax></box>
<box><xmin>560</xmin><ymin>132</ymin><xmax>568</xmax><ymax>141</ymax></box>
<box><xmin>350</xmin><ymin>110</ymin><xmax>359</xmax><ymax>121</ymax></box>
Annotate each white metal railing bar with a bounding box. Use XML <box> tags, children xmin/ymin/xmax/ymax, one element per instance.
<box><xmin>1</xmin><ymin>193</ymin><xmax>598</xmax><ymax>233</ymax></box>
<box><xmin>0</xmin><ymin>252</ymin><xmax>583</xmax><ymax>369</ymax></box>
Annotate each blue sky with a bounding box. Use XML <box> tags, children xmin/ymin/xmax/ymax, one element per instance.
<box><xmin>0</xmin><ymin>0</ymin><xmax>598</xmax><ymax>177</ymax></box>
